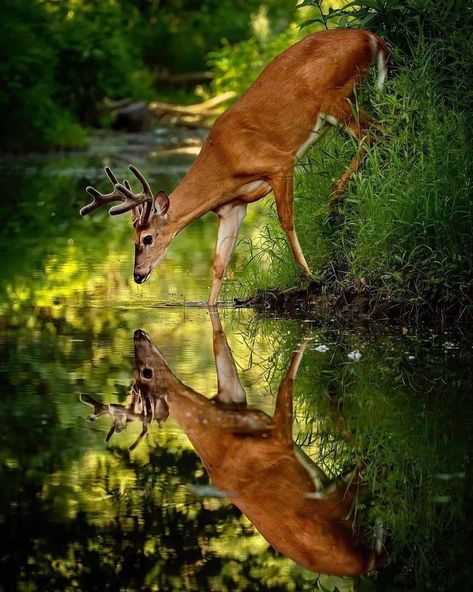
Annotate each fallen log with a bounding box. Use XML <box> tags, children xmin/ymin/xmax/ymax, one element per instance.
<box><xmin>107</xmin><ymin>92</ymin><xmax>236</xmax><ymax>131</ymax></box>
<box><xmin>149</xmin><ymin>91</ymin><xmax>236</xmax><ymax>118</ymax></box>
<box><xmin>112</xmin><ymin>101</ymin><xmax>153</xmax><ymax>132</ymax></box>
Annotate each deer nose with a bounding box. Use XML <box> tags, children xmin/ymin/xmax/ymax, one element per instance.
<box><xmin>134</xmin><ymin>329</ymin><xmax>151</xmax><ymax>345</ymax></box>
<box><xmin>134</xmin><ymin>272</ymin><xmax>145</xmax><ymax>284</ymax></box>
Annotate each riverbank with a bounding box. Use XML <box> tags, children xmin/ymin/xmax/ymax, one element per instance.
<box><xmin>238</xmin><ymin>281</ymin><xmax>472</xmax><ymax>327</ymax></box>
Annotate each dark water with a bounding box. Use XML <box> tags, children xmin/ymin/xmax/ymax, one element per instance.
<box><xmin>0</xmin><ymin>133</ymin><xmax>472</xmax><ymax>591</ymax></box>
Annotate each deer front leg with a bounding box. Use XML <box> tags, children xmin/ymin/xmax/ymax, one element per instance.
<box><xmin>270</xmin><ymin>172</ymin><xmax>312</xmax><ymax>277</ymax></box>
<box><xmin>273</xmin><ymin>339</ymin><xmax>308</xmax><ymax>445</ymax></box>
<box><xmin>209</xmin><ymin>308</ymin><xmax>247</xmax><ymax>406</ymax></box>
<box><xmin>275</xmin><ymin>340</ymin><xmax>333</xmax><ymax>488</ymax></box>
<box><xmin>208</xmin><ymin>202</ymin><xmax>247</xmax><ymax>306</ymax></box>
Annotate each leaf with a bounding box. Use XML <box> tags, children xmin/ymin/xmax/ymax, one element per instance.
<box><xmin>296</xmin><ymin>0</ymin><xmax>316</xmax><ymax>8</ymax></box>
<box><xmin>359</xmin><ymin>13</ymin><xmax>378</xmax><ymax>27</ymax></box>
<box><xmin>299</xmin><ymin>18</ymin><xmax>326</xmax><ymax>28</ymax></box>
<box><xmin>356</xmin><ymin>0</ymin><xmax>382</xmax><ymax>8</ymax></box>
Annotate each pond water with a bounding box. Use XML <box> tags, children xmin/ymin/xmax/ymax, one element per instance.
<box><xmin>0</xmin><ymin>132</ymin><xmax>472</xmax><ymax>592</ymax></box>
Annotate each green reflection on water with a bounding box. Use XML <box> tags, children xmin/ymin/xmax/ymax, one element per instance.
<box><xmin>0</xmin><ymin>136</ymin><xmax>472</xmax><ymax>591</ymax></box>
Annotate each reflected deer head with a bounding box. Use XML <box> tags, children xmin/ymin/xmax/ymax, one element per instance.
<box><xmin>80</xmin><ymin>381</ymin><xmax>168</xmax><ymax>452</ymax></box>
<box><xmin>80</xmin><ymin>166</ymin><xmax>172</xmax><ymax>284</ymax></box>
<box><xmin>81</xmin><ymin>311</ymin><xmax>385</xmax><ymax>576</ymax></box>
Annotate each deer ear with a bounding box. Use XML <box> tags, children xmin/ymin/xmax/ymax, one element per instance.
<box><xmin>154</xmin><ymin>191</ymin><xmax>170</xmax><ymax>216</ymax></box>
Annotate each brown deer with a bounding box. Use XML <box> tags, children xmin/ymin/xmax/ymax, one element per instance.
<box><xmin>81</xmin><ymin>311</ymin><xmax>385</xmax><ymax>575</ymax></box>
<box><xmin>80</xmin><ymin>29</ymin><xmax>387</xmax><ymax>305</ymax></box>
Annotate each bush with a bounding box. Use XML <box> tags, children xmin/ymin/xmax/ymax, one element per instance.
<box><xmin>0</xmin><ymin>0</ymin><xmax>151</xmax><ymax>152</ymax></box>
<box><xmin>0</xmin><ymin>1</ymin><xmax>84</xmax><ymax>151</ymax></box>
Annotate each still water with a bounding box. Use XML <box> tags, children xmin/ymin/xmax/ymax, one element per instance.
<box><xmin>0</xmin><ymin>132</ymin><xmax>472</xmax><ymax>591</ymax></box>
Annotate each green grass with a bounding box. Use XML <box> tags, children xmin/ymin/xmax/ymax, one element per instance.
<box><xmin>237</xmin><ymin>43</ymin><xmax>473</xmax><ymax>322</ymax></box>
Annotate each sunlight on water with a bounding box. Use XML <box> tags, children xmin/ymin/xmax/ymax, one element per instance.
<box><xmin>0</xmin><ymin>133</ymin><xmax>472</xmax><ymax>591</ymax></box>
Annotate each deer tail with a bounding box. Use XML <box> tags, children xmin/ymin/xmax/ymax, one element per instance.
<box><xmin>368</xmin><ymin>32</ymin><xmax>388</xmax><ymax>91</ymax></box>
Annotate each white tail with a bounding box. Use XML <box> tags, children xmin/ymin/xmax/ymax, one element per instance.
<box><xmin>81</xmin><ymin>29</ymin><xmax>388</xmax><ymax>305</ymax></box>
<box><xmin>369</xmin><ymin>32</ymin><xmax>388</xmax><ymax>90</ymax></box>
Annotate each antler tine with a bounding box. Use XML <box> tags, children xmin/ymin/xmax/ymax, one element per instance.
<box><xmin>81</xmin><ymin>165</ymin><xmax>154</xmax><ymax>217</ymax></box>
<box><xmin>80</xmin><ymin>166</ymin><xmax>126</xmax><ymax>216</ymax></box>
<box><xmin>105</xmin><ymin>165</ymin><xmax>119</xmax><ymax>187</ymax></box>
<box><xmin>109</xmin><ymin>166</ymin><xmax>154</xmax><ymax>216</ymax></box>
<box><xmin>129</xmin><ymin>164</ymin><xmax>152</xmax><ymax>196</ymax></box>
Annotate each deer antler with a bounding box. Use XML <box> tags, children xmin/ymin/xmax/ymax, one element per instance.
<box><xmin>81</xmin><ymin>165</ymin><xmax>154</xmax><ymax>217</ymax></box>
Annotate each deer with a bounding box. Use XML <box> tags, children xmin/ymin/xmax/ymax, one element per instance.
<box><xmin>81</xmin><ymin>310</ymin><xmax>385</xmax><ymax>576</ymax></box>
<box><xmin>81</xmin><ymin>28</ymin><xmax>387</xmax><ymax>305</ymax></box>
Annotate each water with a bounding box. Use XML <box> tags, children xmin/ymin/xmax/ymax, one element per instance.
<box><xmin>0</xmin><ymin>133</ymin><xmax>472</xmax><ymax>591</ymax></box>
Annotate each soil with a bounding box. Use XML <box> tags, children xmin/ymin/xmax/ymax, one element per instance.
<box><xmin>235</xmin><ymin>283</ymin><xmax>472</xmax><ymax>327</ymax></box>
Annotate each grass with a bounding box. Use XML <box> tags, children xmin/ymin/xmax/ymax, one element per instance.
<box><xmin>237</xmin><ymin>42</ymin><xmax>473</xmax><ymax>323</ymax></box>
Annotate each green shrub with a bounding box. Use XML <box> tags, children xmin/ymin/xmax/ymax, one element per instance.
<box><xmin>0</xmin><ymin>1</ymin><xmax>84</xmax><ymax>151</ymax></box>
<box><xmin>0</xmin><ymin>0</ymin><xmax>150</xmax><ymax>151</ymax></box>
<box><xmin>339</xmin><ymin>50</ymin><xmax>472</xmax><ymax>314</ymax></box>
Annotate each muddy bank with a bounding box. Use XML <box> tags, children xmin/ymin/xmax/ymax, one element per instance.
<box><xmin>237</xmin><ymin>283</ymin><xmax>472</xmax><ymax>327</ymax></box>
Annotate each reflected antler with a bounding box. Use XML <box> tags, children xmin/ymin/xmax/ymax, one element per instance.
<box><xmin>81</xmin><ymin>165</ymin><xmax>154</xmax><ymax>217</ymax></box>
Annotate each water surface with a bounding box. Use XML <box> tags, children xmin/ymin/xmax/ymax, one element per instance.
<box><xmin>0</xmin><ymin>133</ymin><xmax>472</xmax><ymax>591</ymax></box>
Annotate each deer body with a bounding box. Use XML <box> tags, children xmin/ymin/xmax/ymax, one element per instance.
<box><xmin>169</xmin><ymin>395</ymin><xmax>375</xmax><ymax>576</ymax></box>
<box><xmin>82</xmin><ymin>28</ymin><xmax>387</xmax><ymax>304</ymax></box>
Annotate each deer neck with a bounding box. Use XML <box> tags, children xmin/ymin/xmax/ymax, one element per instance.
<box><xmin>165</xmin><ymin>151</ymin><xmax>235</xmax><ymax>236</ymax></box>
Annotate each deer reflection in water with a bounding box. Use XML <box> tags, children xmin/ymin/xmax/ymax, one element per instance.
<box><xmin>81</xmin><ymin>311</ymin><xmax>385</xmax><ymax>576</ymax></box>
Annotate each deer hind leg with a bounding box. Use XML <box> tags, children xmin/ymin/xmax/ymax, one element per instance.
<box><xmin>208</xmin><ymin>202</ymin><xmax>247</xmax><ymax>306</ymax></box>
<box><xmin>209</xmin><ymin>308</ymin><xmax>247</xmax><ymax>406</ymax></box>
<box><xmin>270</xmin><ymin>172</ymin><xmax>312</xmax><ymax>277</ymax></box>
<box><xmin>326</xmin><ymin>108</ymin><xmax>375</xmax><ymax>207</ymax></box>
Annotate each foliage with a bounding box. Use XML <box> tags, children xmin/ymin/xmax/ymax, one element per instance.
<box><xmin>0</xmin><ymin>1</ymin><xmax>86</xmax><ymax>152</ymax></box>
<box><xmin>140</xmin><ymin>0</ymin><xmax>294</xmax><ymax>76</ymax></box>
<box><xmin>0</xmin><ymin>0</ymin><xmax>152</xmax><ymax>152</ymax></box>
<box><xmin>0</xmin><ymin>0</ymin><xmax>294</xmax><ymax>152</ymax></box>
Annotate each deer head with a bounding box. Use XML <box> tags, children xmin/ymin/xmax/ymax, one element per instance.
<box><xmin>81</xmin><ymin>166</ymin><xmax>172</xmax><ymax>284</ymax></box>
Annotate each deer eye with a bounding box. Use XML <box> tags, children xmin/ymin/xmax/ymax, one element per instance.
<box><xmin>143</xmin><ymin>235</ymin><xmax>153</xmax><ymax>246</ymax></box>
<box><xmin>142</xmin><ymin>368</ymin><xmax>153</xmax><ymax>379</ymax></box>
